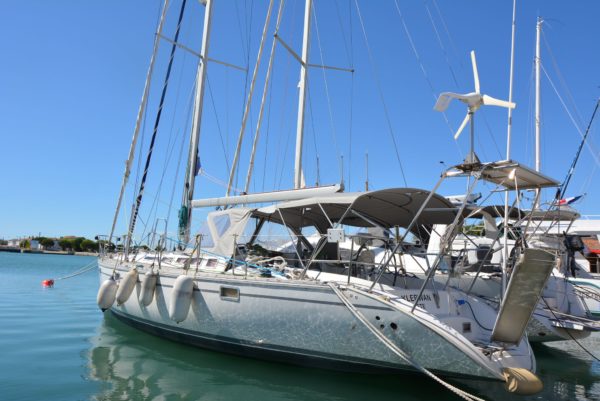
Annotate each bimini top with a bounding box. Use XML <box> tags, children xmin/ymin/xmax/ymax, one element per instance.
<box><xmin>526</xmin><ymin>207</ymin><xmax>581</xmax><ymax>221</ymax></box>
<box><xmin>253</xmin><ymin>188</ymin><xmax>457</xmax><ymax>232</ymax></box>
<box><xmin>448</xmin><ymin>160</ymin><xmax>560</xmax><ymax>190</ymax></box>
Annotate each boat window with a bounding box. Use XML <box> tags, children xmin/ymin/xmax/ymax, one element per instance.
<box><xmin>220</xmin><ymin>286</ymin><xmax>240</xmax><ymax>301</ymax></box>
<box><xmin>254</xmin><ymin>220</ymin><xmax>297</xmax><ymax>253</ymax></box>
<box><xmin>213</xmin><ymin>215</ymin><xmax>231</xmax><ymax>237</ymax></box>
<box><xmin>188</xmin><ymin>257</ymin><xmax>203</xmax><ymax>265</ymax></box>
<box><xmin>206</xmin><ymin>258</ymin><xmax>218</xmax><ymax>267</ymax></box>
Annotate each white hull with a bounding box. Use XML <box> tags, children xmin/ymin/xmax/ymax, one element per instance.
<box><xmin>98</xmin><ymin>257</ymin><xmax>533</xmax><ymax>381</ymax></box>
<box><xmin>566</xmin><ymin>277</ymin><xmax>600</xmax><ymax>319</ymax></box>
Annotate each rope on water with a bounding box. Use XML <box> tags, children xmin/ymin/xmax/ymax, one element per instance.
<box><xmin>327</xmin><ymin>282</ymin><xmax>487</xmax><ymax>401</ymax></box>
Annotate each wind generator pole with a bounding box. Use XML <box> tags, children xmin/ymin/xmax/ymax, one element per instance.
<box><xmin>534</xmin><ymin>17</ymin><xmax>542</xmax><ymax>207</ymax></box>
<box><xmin>179</xmin><ymin>0</ymin><xmax>214</xmax><ymax>247</ymax></box>
<box><xmin>294</xmin><ymin>0</ymin><xmax>312</xmax><ymax>189</ymax></box>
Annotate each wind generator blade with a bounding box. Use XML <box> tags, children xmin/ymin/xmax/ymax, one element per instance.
<box><xmin>434</xmin><ymin>93</ymin><xmax>453</xmax><ymax>112</ymax></box>
<box><xmin>454</xmin><ymin>113</ymin><xmax>471</xmax><ymax>140</ymax></box>
<box><xmin>470</xmin><ymin>50</ymin><xmax>480</xmax><ymax>94</ymax></box>
<box><xmin>482</xmin><ymin>94</ymin><xmax>516</xmax><ymax>109</ymax></box>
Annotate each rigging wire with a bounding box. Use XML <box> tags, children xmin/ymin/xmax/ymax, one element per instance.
<box><xmin>541</xmin><ymin>64</ymin><xmax>600</xmax><ymax>168</ymax></box>
<box><xmin>312</xmin><ymin>1</ymin><xmax>342</xmax><ymax>176</ymax></box>
<box><xmin>244</xmin><ymin>0</ymin><xmax>285</xmax><ymax>194</ymax></box>
<box><xmin>332</xmin><ymin>0</ymin><xmax>355</xmax><ymax>190</ymax></box>
<box><xmin>559</xmin><ymin>99</ymin><xmax>600</xmax><ymax>199</ymax></box>
<box><xmin>542</xmin><ymin>31</ymin><xmax>585</xmax><ymax>128</ymax></box>
<box><xmin>206</xmin><ymin>73</ymin><xmax>231</xmax><ymax>173</ymax></box>
<box><xmin>393</xmin><ymin>0</ymin><xmax>461</xmax><ymax>158</ymax></box>
<box><xmin>421</xmin><ymin>0</ymin><xmax>460</xmax><ymax>90</ymax></box>
<box><xmin>306</xmin><ymin>83</ymin><xmax>321</xmax><ymax>185</ymax></box>
<box><xmin>354</xmin><ymin>0</ymin><xmax>407</xmax><ymax>186</ymax></box>
<box><xmin>127</xmin><ymin>0</ymin><xmax>188</xmax><ymax>248</ymax></box>
<box><xmin>227</xmin><ymin>0</ymin><xmax>275</xmax><ymax>196</ymax></box>
<box><xmin>139</xmin><ymin>43</ymin><xmax>192</xmax><ymax>241</ymax></box>
<box><xmin>261</xmin><ymin>58</ymin><xmax>275</xmax><ymax>193</ymax></box>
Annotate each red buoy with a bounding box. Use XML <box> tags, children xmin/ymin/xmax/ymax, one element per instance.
<box><xmin>42</xmin><ymin>279</ymin><xmax>54</xmax><ymax>288</ymax></box>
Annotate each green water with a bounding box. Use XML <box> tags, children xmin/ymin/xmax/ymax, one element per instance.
<box><xmin>1</xmin><ymin>252</ymin><xmax>599</xmax><ymax>401</ymax></box>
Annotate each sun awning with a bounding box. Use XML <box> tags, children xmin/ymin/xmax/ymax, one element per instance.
<box><xmin>450</xmin><ymin>160</ymin><xmax>560</xmax><ymax>190</ymax></box>
<box><xmin>526</xmin><ymin>207</ymin><xmax>581</xmax><ymax>221</ymax></box>
<box><xmin>254</xmin><ymin>188</ymin><xmax>457</xmax><ymax>231</ymax></box>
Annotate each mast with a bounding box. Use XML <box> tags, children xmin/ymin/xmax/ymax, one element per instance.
<box><xmin>534</xmin><ymin>17</ymin><xmax>542</xmax><ymax>208</ymax></box>
<box><xmin>107</xmin><ymin>0</ymin><xmax>170</xmax><ymax>246</ymax></box>
<box><xmin>179</xmin><ymin>0</ymin><xmax>214</xmax><ymax>246</ymax></box>
<box><xmin>535</xmin><ymin>17</ymin><xmax>542</xmax><ymax>173</ymax></box>
<box><xmin>293</xmin><ymin>0</ymin><xmax>312</xmax><ymax>189</ymax></box>
<box><xmin>501</xmin><ymin>0</ymin><xmax>517</xmax><ymax>296</ymax></box>
<box><xmin>505</xmin><ymin>0</ymin><xmax>517</xmax><ymax>158</ymax></box>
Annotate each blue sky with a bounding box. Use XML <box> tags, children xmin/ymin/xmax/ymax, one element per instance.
<box><xmin>1</xmin><ymin>0</ymin><xmax>599</xmax><ymax>241</ymax></box>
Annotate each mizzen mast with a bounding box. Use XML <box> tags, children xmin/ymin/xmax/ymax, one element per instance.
<box><xmin>294</xmin><ymin>0</ymin><xmax>312</xmax><ymax>189</ymax></box>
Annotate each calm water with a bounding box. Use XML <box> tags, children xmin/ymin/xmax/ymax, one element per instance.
<box><xmin>1</xmin><ymin>252</ymin><xmax>600</xmax><ymax>401</ymax></box>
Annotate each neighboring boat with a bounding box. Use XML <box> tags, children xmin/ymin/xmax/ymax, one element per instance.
<box><xmin>402</xmin><ymin>205</ymin><xmax>600</xmax><ymax>342</ymax></box>
<box><xmin>525</xmin><ymin>211</ymin><xmax>600</xmax><ymax>319</ymax></box>
<box><xmin>97</xmin><ymin>1</ymin><xmax>548</xmax><ymax>396</ymax></box>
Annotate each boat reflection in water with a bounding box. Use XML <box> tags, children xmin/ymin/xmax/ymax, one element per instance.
<box><xmin>87</xmin><ymin>314</ymin><xmax>600</xmax><ymax>401</ymax></box>
<box><xmin>87</xmin><ymin>313</ymin><xmax>437</xmax><ymax>401</ymax></box>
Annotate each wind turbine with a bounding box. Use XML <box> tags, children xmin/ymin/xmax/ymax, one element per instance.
<box><xmin>435</xmin><ymin>50</ymin><xmax>516</xmax><ymax>165</ymax></box>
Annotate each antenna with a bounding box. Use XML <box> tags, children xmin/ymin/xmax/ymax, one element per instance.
<box><xmin>434</xmin><ymin>50</ymin><xmax>516</xmax><ymax>164</ymax></box>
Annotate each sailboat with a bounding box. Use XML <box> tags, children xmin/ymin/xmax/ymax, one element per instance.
<box><xmin>97</xmin><ymin>1</ymin><xmax>546</xmax><ymax>396</ymax></box>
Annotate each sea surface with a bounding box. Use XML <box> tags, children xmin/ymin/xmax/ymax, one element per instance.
<box><xmin>1</xmin><ymin>252</ymin><xmax>600</xmax><ymax>401</ymax></box>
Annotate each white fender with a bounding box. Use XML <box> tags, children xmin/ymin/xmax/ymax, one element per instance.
<box><xmin>169</xmin><ymin>275</ymin><xmax>195</xmax><ymax>323</ymax></box>
<box><xmin>139</xmin><ymin>271</ymin><xmax>158</xmax><ymax>307</ymax></box>
<box><xmin>116</xmin><ymin>268</ymin><xmax>139</xmax><ymax>306</ymax></box>
<box><xmin>97</xmin><ymin>276</ymin><xmax>118</xmax><ymax>312</ymax></box>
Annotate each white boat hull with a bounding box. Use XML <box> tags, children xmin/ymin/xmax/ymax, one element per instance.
<box><xmin>98</xmin><ymin>258</ymin><xmax>528</xmax><ymax>381</ymax></box>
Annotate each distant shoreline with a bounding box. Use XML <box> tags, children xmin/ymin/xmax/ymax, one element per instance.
<box><xmin>0</xmin><ymin>247</ymin><xmax>98</xmax><ymax>257</ymax></box>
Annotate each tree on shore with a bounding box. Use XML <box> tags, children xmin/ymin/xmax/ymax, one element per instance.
<box><xmin>40</xmin><ymin>238</ymin><xmax>55</xmax><ymax>249</ymax></box>
<box><xmin>80</xmin><ymin>239</ymin><xmax>98</xmax><ymax>252</ymax></box>
<box><xmin>59</xmin><ymin>239</ymin><xmax>72</xmax><ymax>251</ymax></box>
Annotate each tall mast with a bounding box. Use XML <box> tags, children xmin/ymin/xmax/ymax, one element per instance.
<box><xmin>108</xmin><ymin>0</ymin><xmax>170</xmax><ymax>246</ymax></box>
<box><xmin>505</xmin><ymin>0</ymin><xmax>517</xmax><ymax>159</ymax></box>
<box><xmin>501</xmin><ymin>0</ymin><xmax>517</xmax><ymax>296</ymax></box>
<box><xmin>179</xmin><ymin>0</ymin><xmax>214</xmax><ymax>246</ymax></box>
<box><xmin>293</xmin><ymin>0</ymin><xmax>312</xmax><ymax>189</ymax></box>
<box><xmin>534</xmin><ymin>17</ymin><xmax>542</xmax><ymax>208</ymax></box>
<box><xmin>535</xmin><ymin>17</ymin><xmax>542</xmax><ymax>173</ymax></box>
